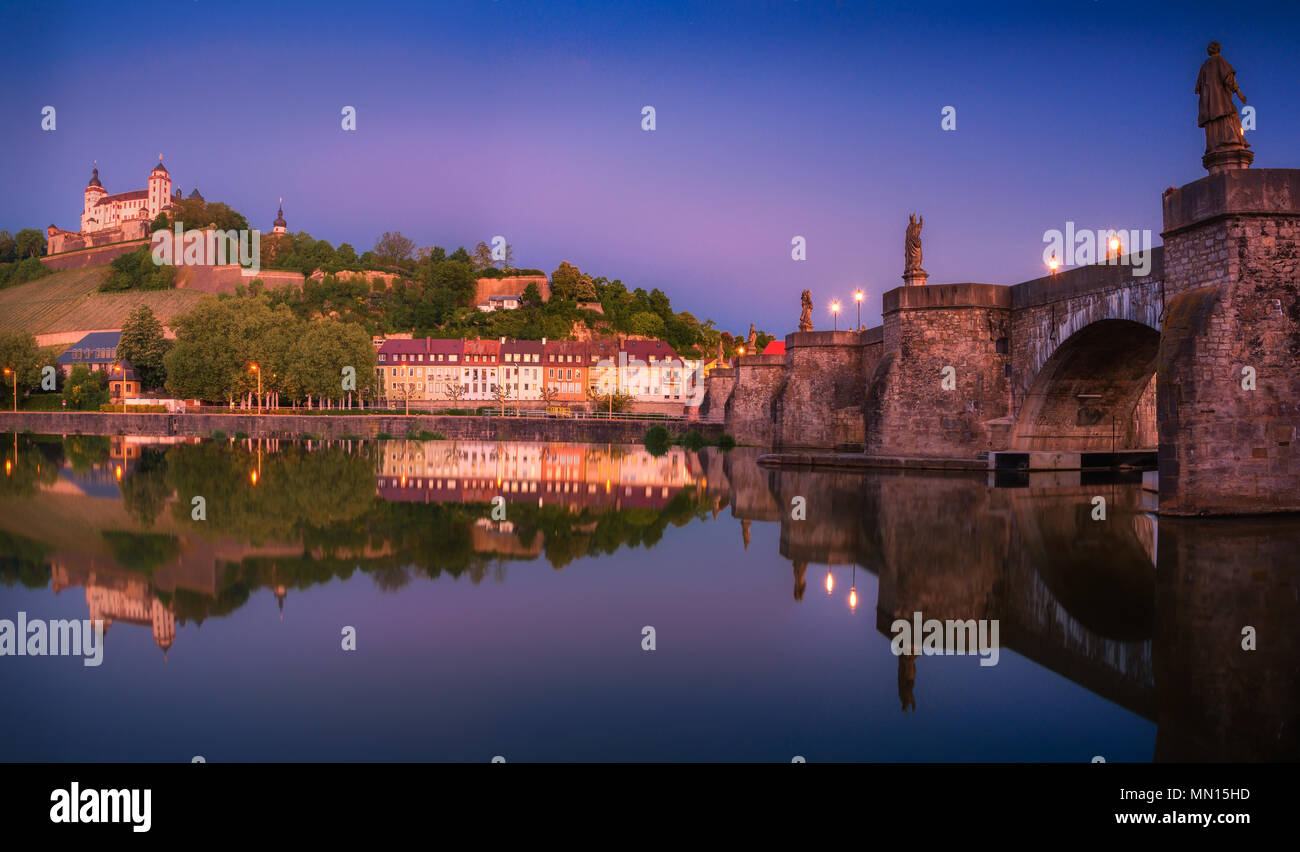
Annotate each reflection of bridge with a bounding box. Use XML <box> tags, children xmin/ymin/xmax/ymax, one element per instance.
<box><xmin>698</xmin><ymin>446</ymin><xmax>1298</xmax><ymax>760</ymax></box>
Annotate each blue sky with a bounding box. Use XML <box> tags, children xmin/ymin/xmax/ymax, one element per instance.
<box><xmin>2</xmin><ymin>0</ymin><xmax>1297</xmax><ymax>333</ymax></box>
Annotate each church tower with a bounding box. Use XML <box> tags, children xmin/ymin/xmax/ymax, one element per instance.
<box><xmin>81</xmin><ymin>165</ymin><xmax>106</xmax><ymax>232</ymax></box>
<box><xmin>147</xmin><ymin>155</ymin><xmax>172</xmax><ymax>219</ymax></box>
<box><xmin>273</xmin><ymin>198</ymin><xmax>287</xmax><ymax>234</ymax></box>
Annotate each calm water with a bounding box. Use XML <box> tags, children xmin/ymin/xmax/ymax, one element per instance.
<box><xmin>1</xmin><ymin>433</ymin><xmax>1296</xmax><ymax>762</ymax></box>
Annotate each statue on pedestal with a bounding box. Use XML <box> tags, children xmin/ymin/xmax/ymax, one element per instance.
<box><xmin>798</xmin><ymin>290</ymin><xmax>814</xmax><ymax>332</ymax></box>
<box><xmin>903</xmin><ymin>214</ymin><xmax>928</xmax><ymax>286</ymax></box>
<box><xmin>905</xmin><ymin>214</ymin><xmax>923</xmax><ymax>272</ymax></box>
<box><xmin>747</xmin><ymin>324</ymin><xmax>757</xmax><ymax>352</ymax></box>
<box><xmin>716</xmin><ymin>338</ymin><xmax>724</xmax><ymax>367</ymax></box>
<box><xmin>1196</xmin><ymin>41</ymin><xmax>1253</xmax><ymax>173</ymax></box>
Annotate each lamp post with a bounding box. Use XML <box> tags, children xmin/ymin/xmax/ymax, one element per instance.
<box><xmin>831</xmin><ymin>300</ymin><xmax>841</xmax><ymax>331</ymax></box>
<box><xmin>2</xmin><ymin>367</ymin><xmax>15</xmax><ymax>412</ymax></box>
<box><xmin>854</xmin><ymin>289</ymin><xmax>864</xmax><ymax>331</ymax></box>
<box><xmin>250</xmin><ymin>363</ymin><xmax>261</xmax><ymax>413</ymax></box>
<box><xmin>1048</xmin><ymin>252</ymin><xmax>1060</xmax><ymax>276</ymax></box>
<box><xmin>113</xmin><ymin>363</ymin><xmax>125</xmax><ymax>413</ymax></box>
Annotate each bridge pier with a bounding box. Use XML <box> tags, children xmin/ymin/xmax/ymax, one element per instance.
<box><xmin>1158</xmin><ymin>169</ymin><xmax>1300</xmax><ymax>515</ymax></box>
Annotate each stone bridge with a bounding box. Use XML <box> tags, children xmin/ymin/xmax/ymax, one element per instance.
<box><xmin>702</xmin><ymin>168</ymin><xmax>1300</xmax><ymax>515</ymax></box>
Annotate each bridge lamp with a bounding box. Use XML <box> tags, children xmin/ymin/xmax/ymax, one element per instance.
<box><xmin>1108</xmin><ymin>235</ymin><xmax>1121</xmax><ymax>257</ymax></box>
<box><xmin>854</xmin><ymin>289</ymin><xmax>864</xmax><ymax>330</ymax></box>
<box><xmin>831</xmin><ymin>300</ymin><xmax>841</xmax><ymax>331</ymax></box>
<box><xmin>1048</xmin><ymin>253</ymin><xmax>1060</xmax><ymax>275</ymax></box>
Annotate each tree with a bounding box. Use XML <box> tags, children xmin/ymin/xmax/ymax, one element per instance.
<box><xmin>443</xmin><ymin>381</ymin><xmax>466</xmax><ymax>405</ymax></box>
<box><xmin>14</xmin><ymin>229</ymin><xmax>45</xmax><ymax>259</ymax></box>
<box><xmin>101</xmin><ymin>245</ymin><xmax>175</xmax><ymax>291</ymax></box>
<box><xmin>118</xmin><ymin>306</ymin><xmax>171</xmax><ymax>390</ymax></box>
<box><xmin>490</xmin><ymin>381</ymin><xmax>513</xmax><ymax>415</ymax></box>
<box><xmin>551</xmin><ymin>261</ymin><xmax>592</xmax><ymax>301</ymax></box>
<box><xmin>64</xmin><ymin>365</ymin><xmax>108</xmax><ymax>410</ymax></box>
<box><xmin>0</xmin><ymin>331</ymin><xmax>44</xmax><ymax>397</ymax></box>
<box><xmin>373</xmin><ymin>231</ymin><xmax>415</xmax><ymax>267</ymax></box>
<box><xmin>472</xmin><ymin>241</ymin><xmax>495</xmax><ymax>271</ymax></box>
<box><xmin>628</xmin><ymin>311</ymin><xmax>666</xmax><ymax>338</ymax></box>
<box><xmin>521</xmin><ymin>282</ymin><xmax>543</xmax><ymax>308</ymax></box>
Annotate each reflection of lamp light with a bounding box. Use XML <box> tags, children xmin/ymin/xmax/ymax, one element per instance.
<box><xmin>825</xmin><ymin>571</ymin><xmax>834</xmax><ymax>594</ymax></box>
<box><xmin>848</xmin><ymin>563</ymin><xmax>857</xmax><ymax>611</ymax></box>
<box><xmin>4</xmin><ymin>460</ymin><xmax>11</xmax><ymax>476</ymax></box>
<box><xmin>115</xmin><ymin>465</ymin><xmax>123</xmax><ymax>481</ymax></box>
<box><xmin>250</xmin><ymin>469</ymin><xmax>258</xmax><ymax>486</ymax></box>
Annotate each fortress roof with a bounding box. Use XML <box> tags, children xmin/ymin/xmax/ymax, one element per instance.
<box><xmin>96</xmin><ymin>189</ymin><xmax>147</xmax><ymax>206</ymax></box>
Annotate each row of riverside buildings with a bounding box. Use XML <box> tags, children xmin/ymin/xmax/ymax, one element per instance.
<box><xmin>375</xmin><ymin>336</ymin><xmax>704</xmax><ymax>406</ymax></box>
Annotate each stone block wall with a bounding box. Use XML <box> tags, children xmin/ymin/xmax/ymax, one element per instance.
<box><xmin>1158</xmin><ymin>169</ymin><xmax>1300</xmax><ymax>514</ymax></box>
<box><xmin>773</xmin><ymin>330</ymin><xmax>867</xmax><ymax>449</ymax></box>
<box><xmin>866</xmin><ymin>284</ymin><xmax>1012</xmax><ymax>457</ymax></box>
<box><xmin>724</xmin><ymin>354</ymin><xmax>785</xmax><ymax>446</ymax></box>
<box><xmin>699</xmin><ymin>368</ymin><xmax>735</xmax><ymax>424</ymax></box>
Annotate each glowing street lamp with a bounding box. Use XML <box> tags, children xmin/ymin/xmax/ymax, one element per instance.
<box><xmin>1107</xmin><ymin>234</ymin><xmax>1121</xmax><ymax>260</ymax></box>
<box><xmin>854</xmin><ymin>289</ymin><xmax>864</xmax><ymax>330</ymax></box>
<box><xmin>113</xmin><ymin>363</ymin><xmax>126</xmax><ymax>413</ymax></box>
<box><xmin>250</xmin><ymin>362</ymin><xmax>262</xmax><ymax>413</ymax></box>
<box><xmin>1048</xmin><ymin>252</ymin><xmax>1060</xmax><ymax>276</ymax></box>
<box><xmin>2</xmin><ymin>367</ymin><xmax>15</xmax><ymax>412</ymax></box>
<box><xmin>831</xmin><ymin>300</ymin><xmax>841</xmax><ymax>331</ymax></box>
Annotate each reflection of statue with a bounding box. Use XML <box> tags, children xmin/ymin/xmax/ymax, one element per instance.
<box><xmin>747</xmin><ymin>324</ymin><xmax>757</xmax><ymax>352</ymax></box>
<box><xmin>898</xmin><ymin>652</ymin><xmax>916</xmax><ymax>712</ymax></box>
<box><xmin>905</xmin><ymin>214</ymin><xmax>923</xmax><ymax>272</ymax></box>
<box><xmin>792</xmin><ymin>561</ymin><xmax>807</xmax><ymax>602</ymax></box>
<box><xmin>1196</xmin><ymin>41</ymin><xmax>1249</xmax><ymax>156</ymax></box>
<box><xmin>798</xmin><ymin>290</ymin><xmax>813</xmax><ymax>332</ymax></box>
<box><xmin>741</xmin><ymin>518</ymin><xmax>751</xmax><ymax>551</ymax></box>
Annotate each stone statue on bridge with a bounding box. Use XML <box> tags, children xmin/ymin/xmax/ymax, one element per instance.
<box><xmin>747</xmin><ymin>324</ymin><xmax>757</xmax><ymax>352</ymax></box>
<box><xmin>716</xmin><ymin>338</ymin><xmax>724</xmax><ymax>367</ymax></box>
<box><xmin>903</xmin><ymin>214</ymin><xmax>928</xmax><ymax>286</ymax></box>
<box><xmin>905</xmin><ymin>214</ymin><xmax>923</xmax><ymax>271</ymax></box>
<box><xmin>1196</xmin><ymin>41</ymin><xmax>1253</xmax><ymax>173</ymax></box>
<box><xmin>799</xmin><ymin>290</ymin><xmax>814</xmax><ymax>332</ymax></box>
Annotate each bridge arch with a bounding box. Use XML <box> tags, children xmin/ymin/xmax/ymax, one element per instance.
<box><xmin>1013</xmin><ymin>319</ymin><xmax>1158</xmax><ymax>451</ymax></box>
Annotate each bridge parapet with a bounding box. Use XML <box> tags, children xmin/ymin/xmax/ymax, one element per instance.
<box><xmin>1158</xmin><ymin>168</ymin><xmax>1300</xmax><ymax>515</ymax></box>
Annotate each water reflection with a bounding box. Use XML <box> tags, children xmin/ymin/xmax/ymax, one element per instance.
<box><xmin>1</xmin><ymin>433</ymin><xmax>1295</xmax><ymax>761</ymax></box>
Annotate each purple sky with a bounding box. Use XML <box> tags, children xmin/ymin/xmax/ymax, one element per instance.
<box><xmin>2</xmin><ymin>0</ymin><xmax>1298</xmax><ymax>333</ymax></box>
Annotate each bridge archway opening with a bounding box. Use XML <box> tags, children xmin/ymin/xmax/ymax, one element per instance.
<box><xmin>1014</xmin><ymin>319</ymin><xmax>1158</xmax><ymax>452</ymax></box>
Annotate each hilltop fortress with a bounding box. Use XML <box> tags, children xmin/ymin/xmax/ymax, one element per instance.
<box><xmin>45</xmin><ymin>158</ymin><xmax>186</xmax><ymax>256</ymax></box>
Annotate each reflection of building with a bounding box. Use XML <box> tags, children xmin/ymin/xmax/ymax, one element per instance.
<box><xmin>53</xmin><ymin>568</ymin><xmax>177</xmax><ymax>657</ymax></box>
<box><xmin>376</xmin><ymin>441</ymin><xmax>702</xmax><ymax>511</ymax></box>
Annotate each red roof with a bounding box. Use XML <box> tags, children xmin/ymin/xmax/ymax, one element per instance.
<box><xmin>761</xmin><ymin>340</ymin><xmax>785</xmax><ymax>355</ymax></box>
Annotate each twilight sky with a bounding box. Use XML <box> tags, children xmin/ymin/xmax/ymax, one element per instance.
<box><xmin>2</xmin><ymin>0</ymin><xmax>1298</xmax><ymax>333</ymax></box>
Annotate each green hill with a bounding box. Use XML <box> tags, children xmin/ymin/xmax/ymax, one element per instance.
<box><xmin>0</xmin><ymin>265</ymin><xmax>205</xmax><ymax>336</ymax></box>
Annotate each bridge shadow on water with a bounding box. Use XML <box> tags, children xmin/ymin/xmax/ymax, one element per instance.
<box><xmin>703</xmin><ymin>447</ymin><xmax>1299</xmax><ymax>762</ymax></box>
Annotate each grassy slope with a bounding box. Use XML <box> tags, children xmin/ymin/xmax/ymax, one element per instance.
<box><xmin>0</xmin><ymin>265</ymin><xmax>206</xmax><ymax>335</ymax></box>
